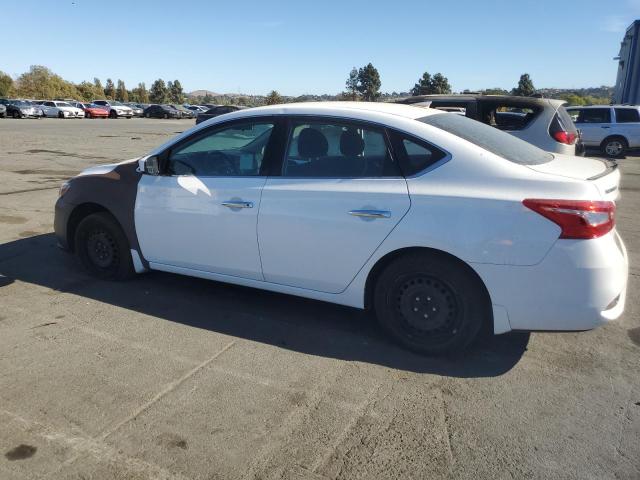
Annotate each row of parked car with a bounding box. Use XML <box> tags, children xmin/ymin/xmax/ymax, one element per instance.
<box><xmin>0</xmin><ymin>98</ymin><xmax>234</xmax><ymax>121</ymax></box>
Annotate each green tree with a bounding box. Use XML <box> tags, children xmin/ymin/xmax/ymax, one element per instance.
<box><xmin>149</xmin><ymin>79</ymin><xmax>168</xmax><ymax>103</ymax></box>
<box><xmin>135</xmin><ymin>82</ymin><xmax>149</xmax><ymax>103</ymax></box>
<box><xmin>430</xmin><ymin>73</ymin><xmax>451</xmax><ymax>94</ymax></box>
<box><xmin>345</xmin><ymin>67</ymin><xmax>359</xmax><ymax>100</ymax></box>
<box><xmin>512</xmin><ymin>73</ymin><xmax>535</xmax><ymax>96</ymax></box>
<box><xmin>14</xmin><ymin>65</ymin><xmax>79</xmax><ymax>99</ymax></box>
<box><xmin>76</xmin><ymin>80</ymin><xmax>103</xmax><ymax>101</ymax></box>
<box><xmin>482</xmin><ymin>87</ymin><xmax>510</xmax><ymax>95</ymax></box>
<box><xmin>93</xmin><ymin>78</ymin><xmax>104</xmax><ymax>95</ymax></box>
<box><xmin>116</xmin><ymin>79</ymin><xmax>128</xmax><ymax>102</ymax></box>
<box><xmin>411</xmin><ymin>72</ymin><xmax>432</xmax><ymax>96</ymax></box>
<box><xmin>169</xmin><ymin>79</ymin><xmax>184</xmax><ymax>103</ymax></box>
<box><xmin>0</xmin><ymin>71</ymin><xmax>14</xmax><ymax>97</ymax></box>
<box><xmin>265</xmin><ymin>90</ymin><xmax>283</xmax><ymax>105</ymax></box>
<box><xmin>104</xmin><ymin>78</ymin><xmax>115</xmax><ymax>99</ymax></box>
<box><xmin>356</xmin><ymin>63</ymin><xmax>381</xmax><ymax>102</ymax></box>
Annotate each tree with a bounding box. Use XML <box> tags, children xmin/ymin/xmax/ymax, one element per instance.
<box><xmin>512</xmin><ymin>73</ymin><xmax>535</xmax><ymax>96</ymax></box>
<box><xmin>0</xmin><ymin>71</ymin><xmax>14</xmax><ymax>97</ymax></box>
<box><xmin>169</xmin><ymin>79</ymin><xmax>184</xmax><ymax>103</ymax></box>
<box><xmin>345</xmin><ymin>67</ymin><xmax>359</xmax><ymax>100</ymax></box>
<box><xmin>134</xmin><ymin>82</ymin><xmax>149</xmax><ymax>103</ymax></box>
<box><xmin>265</xmin><ymin>90</ymin><xmax>283</xmax><ymax>105</ymax></box>
<box><xmin>116</xmin><ymin>79</ymin><xmax>128</xmax><ymax>102</ymax></box>
<box><xmin>149</xmin><ymin>79</ymin><xmax>168</xmax><ymax>103</ymax></box>
<box><xmin>356</xmin><ymin>63</ymin><xmax>381</xmax><ymax>102</ymax></box>
<box><xmin>104</xmin><ymin>78</ymin><xmax>115</xmax><ymax>99</ymax></box>
<box><xmin>14</xmin><ymin>65</ymin><xmax>79</xmax><ymax>99</ymax></box>
<box><xmin>76</xmin><ymin>80</ymin><xmax>103</xmax><ymax>101</ymax></box>
<box><xmin>482</xmin><ymin>87</ymin><xmax>510</xmax><ymax>95</ymax></box>
<box><xmin>411</xmin><ymin>72</ymin><xmax>432</xmax><ymax>96</ymax></box>
<box><xmin>410</xmin><ymin>71</ymin><xmax>451</xmax><ymax>95</ymax></box>
<box><xmin>430</xmin><ymin>73</ymin><xmax>451</xmax><ymax>94</ymax></box>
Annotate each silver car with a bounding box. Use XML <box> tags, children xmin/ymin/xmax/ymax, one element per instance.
<box><xmin>566</xmin><ymin>105</ymin><xmax>640</xmax><ymax>158</ymax></box>
<box><xmin>397</xmin><ymin>95</ymin><xmax>584</xmax><ymax>156</ymax></box>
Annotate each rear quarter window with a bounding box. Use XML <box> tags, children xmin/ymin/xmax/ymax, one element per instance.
<box><xmin>615</xmin><ymin>108</ymin><xmax>640</xmax><ymax>123</ymax></box>
<box><xmin>419</xmin><ymin>112</ymin><xmax>553</xmax><ymax>165</ymax></box>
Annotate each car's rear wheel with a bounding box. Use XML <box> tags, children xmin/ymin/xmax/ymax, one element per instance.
<box><xmin>373</xmin><ymin>253</ymin><xmax>488</xmax><ymax>356</ymax></box>
<box><xmin>75</xmin><ymin>212</ymin><xmax>134</xmax><ymax>280</ymax></box>
<box><xmin>12</xmin><ymin>111</ymin><xmax>21</xmax><ymax>119</ymax></box>
<box><xmin>601</xmin><ymin>136</ymin><xmax>628</xmax><ymax>158</ymax></box>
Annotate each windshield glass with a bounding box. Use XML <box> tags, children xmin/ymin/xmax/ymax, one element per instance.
<box><xmin>418</xmin><ymin>113</ymin><xmax>553</xmax><ymax>165</ymax></box>
<box><xmin>14</xmin><ymin>101</ymin><xmax>30</xmax><ymax>107</ymax></box>
<box><xmin>110</xmin><ymin>101</ymin><xmax>123</xmax><ymax>106</ymax></box>
<box><xmin>56</xmin><ymin>102</ymin><xmax>72</xmax><ymax>107</ymax></box>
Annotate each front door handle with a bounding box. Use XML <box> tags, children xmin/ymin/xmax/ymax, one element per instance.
<box><xmin>601</xmin><ymin>126</ymin><xmax>611</xmax><ymax>129</ymax></box>
<box><xmin>348</xmin><ymin>209</ymin><xmax>391</xmax><ymax>219</ymax></box>
<box><xmin>222</xmin><ymin>201</ymin><xmax>253</xmax><ymax>209</ymax></box>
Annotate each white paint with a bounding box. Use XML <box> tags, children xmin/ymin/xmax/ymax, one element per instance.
<box><xmin>130</xmin><ymin>249</ymin><xmax>147</xmax><ymax>273</ymax></box>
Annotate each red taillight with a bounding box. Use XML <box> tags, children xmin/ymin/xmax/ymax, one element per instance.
<box><xmin>523</xmin><ymin>199</ymin><xmax>615</xmax><ymax>239</ymax></box>
<box><xmin>552</xmin><ymin>131</ymin><xmax>577</xmax><ymax>145</ymax></box>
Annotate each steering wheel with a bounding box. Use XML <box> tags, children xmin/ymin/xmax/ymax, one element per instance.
<box><xmin>205</xmin><ymin>151</ymin><xmax>238</xmax><ymax>176</ymax></box>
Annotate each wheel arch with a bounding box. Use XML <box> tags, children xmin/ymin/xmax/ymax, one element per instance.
<box><xmin>363</xmin><ymin>246</ymin><xmax>494</xmax><ymax>329</ymax></box>
<box><xmin>600</xmin><ymin>134</ymin><xmax>629</xmax><ymax>148</ymax></box>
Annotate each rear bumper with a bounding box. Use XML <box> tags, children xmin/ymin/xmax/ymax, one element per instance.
<box><xmin>472</xmin><ymin>230</ymin><xmax>628</xmax><ymax>333</ymax></box>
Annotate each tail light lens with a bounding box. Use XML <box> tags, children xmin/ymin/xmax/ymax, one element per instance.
<box><xmin>523</xmin><ymin>199</ymin><xmax>615</xmax><ymax>239</ymax></box>
<box><xmin>552</xmin><ymin>131</ymin><xmax>577</xmax><ymax>145</ymax></box>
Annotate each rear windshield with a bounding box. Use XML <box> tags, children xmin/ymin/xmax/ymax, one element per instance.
<box><xmin>418</xmin><ymin>113</ymin><xmax>553</xmax><ymax>165</ymax></box>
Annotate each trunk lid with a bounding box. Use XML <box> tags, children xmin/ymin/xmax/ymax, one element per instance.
<box><xmin>527</xmin><ymin>154</ymin><xmax>620</xmax><ymax>201</ymax></box>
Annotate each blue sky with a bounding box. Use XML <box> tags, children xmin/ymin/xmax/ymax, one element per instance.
<box><xmin>2</xmin><ymin>0</ymin><xmax>639</xmax><ymax>95</ymax></box>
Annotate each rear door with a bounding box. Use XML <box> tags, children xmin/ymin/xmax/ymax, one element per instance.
<box><xmin>257</xmin><ymin>117</ymin><xmax>411</xmax><ymax>293</ymax></box>
<box><xmin>614</xmin><ymin>107</ymin><xmax>640</xmax><ymax>148</ymax></box>
<box><xmin>573</xmin><ymin>107</ymin><xmax>612</xmax><ymax>146</ymax></box>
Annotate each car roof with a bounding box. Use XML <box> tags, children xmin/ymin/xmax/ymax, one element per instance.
<box><xmin>397</xmin><ymin>94</ymin><xmax>565</xmax><ymax>108</ymax></box>
<box><xmin>227</xmin><ymin>101</ymin><xmax>439</xmax><ymax>120</ymax></box>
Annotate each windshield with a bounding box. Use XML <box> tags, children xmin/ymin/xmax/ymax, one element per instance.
<box><xmin>418</xmin><ymin>113</ymin><xmax>553</xmax><ymax>165</ymax></box>
<box><xmin>14</xmin><ymin>101</ymin><xmax>30</xmax><ymax>107</ymax></box>
<box><xmin>110</xmin><ymin>101</ymin><xmax>123</xmax><ymax>106</ymax></box>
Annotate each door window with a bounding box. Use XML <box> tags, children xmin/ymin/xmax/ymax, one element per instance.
<box><xmin>389</xmin><ymin>132</ymin><xmax>447</xmax><ymax>176</ymax></box>
<box><xmin>167</xmin><ymin>121</ymin><xmax>274</xmax><ymax>176</ymax></box>
<box><xmin>615</xmin><ymin>108</ymin><xmax>640</xmax><ymax>123</ymax></box>
<box><xmin>578</xmin><ymin>108</ymin><xmax>611</xmax><ymax>123</ymax></box>
<box><xmin>283</xmin><ymin>120</ymin><xmax>398</xmax><ymax>177</ymax></box>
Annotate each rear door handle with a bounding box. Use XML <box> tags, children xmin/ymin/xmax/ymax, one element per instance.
<box><xmin>348</xmin><ymin>210</ymin><xmax>391</xmax><ymax>218</ymax></box>
<box><xmin>601</xmin><ymin>126</ymin><xmax>611</xmax><ymax>129</ymax></box>
<box><xmin>222</xmin><ymin>201</ymin><xmax>253</xmax><ymax>209</ymax></box>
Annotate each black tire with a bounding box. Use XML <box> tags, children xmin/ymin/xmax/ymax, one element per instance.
<box><xmin>163</xmin><ymin>113</ymin><xmax>168</xmax><ymax>119</ymax></box>
<box><xmin>58</xmin><ymin>111</ymin><xmax>65</xmax><ymax>119</ymax></box>
<box><xmin>74</xmin><ymin>212</ymin><xmax>134</xmax><ymax>280</ymax></box>
<box><xmin>373</xmin><ymin>253</ymin><xmax>489</xmax><ymax>356</ymax></box>
<box><xmin>12</xmin><ymin>111</ymin><xmax>21</xmax><ymax>119</ymax></box>
<box><xmin>601</xmin><ymin>136</ymin><xmax>628</xmax><ymax>158</ymax></box>
<box><xmin>145</xmin><ymin>113</ymin><xmax>150</xmax><ymax>118</ymax></box>
<box><xmin>109</xmin><ymin>110</ymin><xmax>117</xmax><ymax>119</ymax></box>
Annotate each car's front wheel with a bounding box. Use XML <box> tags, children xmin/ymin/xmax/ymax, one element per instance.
<box><xmin>373</xmin><ymin>252</ymin><xmax>488</xmax><ymax>356</ymax></box>
<box><xmin>75</xmin><ymin>212</ymin><xmax>134</xmax><ymax>280</ymax></box>
<box><xmin>601</xmin><ymin>136</ymin><xmax>628</xmax><ymax>158</ymax></box>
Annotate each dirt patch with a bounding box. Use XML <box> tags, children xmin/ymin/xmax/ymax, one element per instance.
<box><xmin>5</xmin><ymin>444</ymin><xmax>37</xmax><ymax>461</ymax></box>
<box><xmin>14</xmin><ymin>169</ymin><xmax>79</xmax><ymax>177</ymax></box>
<box><xmin>628</xmin><ymin>327</ymin><xmax>640</xmax><ymax>346</ymax></box>
<box><xmin>21</xmin><ymin>149</ymin><xmax>113</xmax><ymax>161</ymax></box>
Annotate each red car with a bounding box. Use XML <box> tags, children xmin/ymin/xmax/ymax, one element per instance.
<box><xmin>73</xmin><ymin>102</ymin><xmax>109</xmax><ymax>119</ymax></box>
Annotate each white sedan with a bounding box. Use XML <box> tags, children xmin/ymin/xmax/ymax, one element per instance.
<box><xmin>53</xmin><ymin>102</ymin><xmax>628</xmax><ymax>355</ymax></box>
<box><xmin>41</xmin><ymin>101</ymin><xmax>85</xmax><ymax>118</ymax></box>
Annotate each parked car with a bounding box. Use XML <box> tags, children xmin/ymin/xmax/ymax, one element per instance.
<box><xmin>0</xmin><ymin>99</ymin><xmax>42</xmax><ymax>118</ymax></box>
<box><xmin>566</xmin><ymin>105</ymin><xmax>640</xmax><ymax>158</ymax></box>
<box><xmin>41</xmin><ymin>101</ymin><xmax>85</xmax><ymax>119</ymax></box>
<box><xmin>169</xmin><ymin>104</ymin><xmax>196</xmax><ymax>119</ymax></box>
<box><xmin>0</xmin><ymin>103</ymin><xmax>6</xmax><ymax>118</ymax></box>
<box><xmin>186</xmin><ymin>105</ymin><xmax>207</xmax><ymax>114</ymax></box>
<box><xmin>54</xmin><ymin>102</ymin><xmax>627</xmax><ymax>356</ymax></box>
<box><xmin>92</xmin><ymin>100</ymin><xmax>133</xmax><ymax>119</ymax></box>
<box><xmin>143</xmin><ymin>104</ymin><xmax>181</xmax><ymax>119</ymax></box>
<box><xmin>124</xmin><ymin>103</ymin><xmax>144</xmax><ymax>117</ymax></box>
<box><xmin>195</xmin><ymin>105</ymin><xmax>246</xmax><ymax>124</ymax></box>
<box><xmin>70</xmin><ymin>102</ymin><xmax>109</xmax><ymax>119</ymax></box>
<box><xmin>396</xmin><ymin>95</ymin><xmax>584</xmax><ymax>156</ymax></box>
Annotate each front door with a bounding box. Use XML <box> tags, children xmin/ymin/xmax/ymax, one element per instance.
<box><xmin>135</xmin><ymin>118</ymin><xmax>277</xmax><ymax>280</ymax></box>
<box><xmin>574</xmin><ymin>107</ymin><xmax>612</xmax><ymax>146</ymax></box>
<box><xmin>257</xmin><ymin>118</ymin><xmax>411</xmax><ymax>293</ymax></box>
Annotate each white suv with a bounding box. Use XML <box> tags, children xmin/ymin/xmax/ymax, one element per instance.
<box><xmin>566</xmin><ymin>105</ymin><xmax>640</xmax><ymax>158</ymax></box>
<box><xmin>92</xmin><ymin>100</ymin><xmax>133</xmax><ymax>119</ymax></box>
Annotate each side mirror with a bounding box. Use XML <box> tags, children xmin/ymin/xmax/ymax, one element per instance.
<box><xmin>142</xmin><ymin>155</ymin><xmax>160</xmax><ymax>175</ymax></box>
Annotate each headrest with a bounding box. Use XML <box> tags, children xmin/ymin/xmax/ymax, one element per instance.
<box><xmin>297</xmin><ymin>128</ymin><xmax>328</xmax><ymax>158</ymax></box>
<box><xmin>340</xmin><ymin>129</ymin><xmax>365</xmax><ymax>157</ymax></box>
